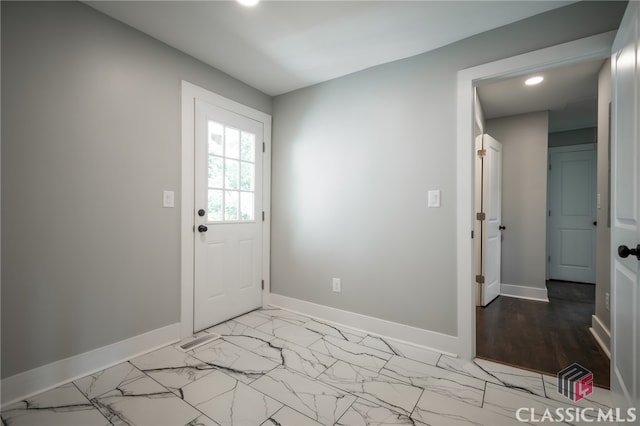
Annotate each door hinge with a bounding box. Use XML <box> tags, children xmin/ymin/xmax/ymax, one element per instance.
<box><xmin>477</xmin><ymin>149</ymin><xmax>486</xmax><ymax>158</ymax></box>
<box><xmin>548</xmin><ymin>256</ymin><xmax>551</xmax><ymax>262</ymax></box>
<box><xmin>261</xmin><ymin>280</ymin><xmax>264</xmax><ymax>290</ymax></box>
<box><xmin>263</xmin><ymin>142</ymin><xmax>266</xmax><ymax>153</ymax></box>
<box><xmin>471</xmin><ymin>230</ymin><xmax>474</xmax><ymax>239</ymax></box>
<box><xmin>549</xmin><ymin>164</ymin><xmax>552</xmax><ymax>171</ymax></box>
<box><xmin>476</xmin><ymin>275</ymin><xmax>485</xmax><ymax>284</ymax></box>
<box><xmin>476</xmin><ymin>212</ymin><xmax>486</xmax><ymax>221</ymax></box>
<box><xmin>262</xmin><ymin>211</ymin><xmax>265</xmax><ymax>221</ymax></box>
<box><xmin>548</xmin><ymin>210</ymin><xmax>551</xmax><ymax>217</ymax></box>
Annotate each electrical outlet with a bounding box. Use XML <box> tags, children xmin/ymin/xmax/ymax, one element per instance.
<box><xmin>605</xmin><ymin>292</ymin><xmax>610</xmax><ymax>311</ymax></box>
<box><xmin>332</xmin><ymin>278</ymin><xmax>341</xmax><ymax>293</ymax></box>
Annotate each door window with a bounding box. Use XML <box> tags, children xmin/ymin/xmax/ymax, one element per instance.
<box><xmin>207</xmin><ymin>121</ymin><xmax>256</xmax><ymax>222</ymax></box>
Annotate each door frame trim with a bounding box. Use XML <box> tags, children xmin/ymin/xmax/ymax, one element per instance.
<box><xmin>456</xmin><ymin>32</ymin><xmax>615</xmax><ymax>359</ymax></box>
<box><xmin>180</xmin><ymin>81</ymin><xmax>272</xmax><ymax>339</ymax></box>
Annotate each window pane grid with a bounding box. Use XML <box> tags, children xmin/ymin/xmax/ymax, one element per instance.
<box><xmin>207</xmin><ymin>121</ymin><xmax>256</xmax><ymax>223</ymax></box>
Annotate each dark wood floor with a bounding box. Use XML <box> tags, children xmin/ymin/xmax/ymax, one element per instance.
<box><xmin>476</xmin><ymin>280</ymin><xmax>610</xmax><ymax>388</ymax></box>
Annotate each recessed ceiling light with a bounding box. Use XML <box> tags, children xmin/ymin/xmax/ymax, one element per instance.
<box><xmin>237</xmin><ymin>0</ymin><xmax>260</xmax><ymax>6</ymax></box>
<box><xmin>525</xmin><ymin>76</ymin><xmax>544</xmax><ymax>86</ymax></box>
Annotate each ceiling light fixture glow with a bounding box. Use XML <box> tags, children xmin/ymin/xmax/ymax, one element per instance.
<box><xmin>237</xmin><ymin>0</ymin><xmax>260</xmax><ymax>6</ymax></box>
<box><xmin>525</xmin><ymin>76</ymin><xmax>544</xmax><ymax>86</ymax></box>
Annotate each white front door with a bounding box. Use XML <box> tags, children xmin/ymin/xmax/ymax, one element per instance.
<box><xmin>611</xmin><ymin>1</ymin><xmax>640</xmax><ymax>413</ymax></box>
<box><xmin>548</xmin><ymin>145</ymin><xmax>597</xmax><ymax>284</ymax></box>
<box><xmin>193</xmin><ymin>99</ymin><xmax>263</xmax><ymax>332</ymax></box>
<box><xmin>478</xmin><ymin>134</ymin><xmax>503</xmax><ymax>306</ymax></box>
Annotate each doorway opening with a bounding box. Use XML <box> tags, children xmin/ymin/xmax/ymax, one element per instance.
<box><xmin>455</xmin><ymin>31</ymin><xmax>616</xmax><ymax>371</ymax></box>
<box><xmin>472</xmin><ymin>63</ymin><xmax>609</xmax><ymax>386</ymax></box>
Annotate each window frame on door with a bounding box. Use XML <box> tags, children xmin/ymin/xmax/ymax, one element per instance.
<box><xmin>180</xmin><ymin>81</ymin><xmax>272</xmax><ymax>339</ymax></box>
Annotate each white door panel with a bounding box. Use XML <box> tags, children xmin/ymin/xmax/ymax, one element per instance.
<box><xmin>481</xmin><ymin>134</ymin><xmax>503</xmax><ymax>306</ymax></box>
<box><xmin>548</xmin><ymin>146</ymin><xmax>597</xmax><ymax>283</ymax></box>
<box><xmin>194</xmin><ymin>99</ymin><xmax>263</xmax><ymax>332</ymax></box>
<box><xmin>611</xmin><ymin>0</ymin><xmax>640</xmax><ymax>413</ymax></box>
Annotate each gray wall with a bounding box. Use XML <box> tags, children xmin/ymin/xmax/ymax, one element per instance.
<box><xmin>596</xmin><ymin>59</ymin><xmax>612</xmax><ymax>330</ymax></box>
<box><xmin>271</xmin><ymin>2</ymin><xmax>625</xmax><ymax>335</ymax></box>
<box><xmin>486</xmin><ymin>112</ymin><xmax>550</xmax><ymax>291</ymax></box>
<box><xmin>549</xmin><ymin>127</ymin><xmax>597</xmax><ymax>147</ymax></box>
<box><xmin>1</xmin><ymin>1</ymin><xmax>271</xmax><ymax>378</ymax></box>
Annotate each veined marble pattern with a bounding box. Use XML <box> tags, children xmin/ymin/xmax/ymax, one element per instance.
<box><xmin>0</xmin><ymin>383</ymin><xmax>109</xmax><ymax>426</ymax></box>
<box><xmin>317</xmin><ymin>361</ymin><xmax>422</xmax><ymax>415</ymax></box>
<box><xmin>189</xmin><ymin>339</ymin><xmax>280</xmax><ymax>384</ymax></box>
<box><xmin>251</xmin><ymin>367</ymin><xmax>356</xmax><ymax>426</ymax></box>
<box><xmin>1</xmin><ymin>307</ymin><xmax>614</xmax><ymax>426</ymax></box>
<box><xmin>256</xmin><ymin>318</ymin><xmax>325</xmax><ymax>347</ymax></box>
<box><xmin>309</xmin><ymin>335</ymin><xmax>392</xmax><ymax>372</ymax></box>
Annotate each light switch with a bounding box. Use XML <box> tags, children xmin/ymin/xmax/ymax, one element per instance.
<box><xmin>428</xmin><ymin>190</ymin><xmax>441</xmax><ymax>208</ymax></box>
<box><xmin>163</xmin><ymin>190</ymin><xmax>175</xmax><ymax>208</ymax></box>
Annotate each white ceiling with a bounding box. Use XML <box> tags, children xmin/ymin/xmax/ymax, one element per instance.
<box><xmin>86</xmin><ymin>1</ymin><xmax>574</xmax><ymax>96</ymax></box>
<box><xmin>477</xmin><ymin>59</ymin><xmax>604</xmax><ymax>132</ymax></box>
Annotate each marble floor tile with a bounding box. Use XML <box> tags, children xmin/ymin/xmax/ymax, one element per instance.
<box><xmin>74</xmin><ymin>362</ymin><xmax>145</xmax><ymax>400</ymax></box>
<box><xmin>317</xmin><ymin>360</ymin><xmax>422</xmax><ymax>416</ymax></box>
<box><xmin>0</xmin><ymin>383</ymin><xmax>109</xmax><ymax>426</ymax></box>
<box><xmin>232</xmin><ymin>311</ymin><xmax>273</xmax><ymax>328</ymax></box>
<box><xmin>182</xmin><ymin>369</ymin><xmax>282</xmax><ymax>426</ymax></box>
<box><xmin>89</xmin><ymin>368</ymin><xmax>200</xmax><ymax>425</ymax></box>
<box><xmin>382</xmin><ymin>355</ymin><xmax>485</xmax><ymax>407</ymax></box>
<box><xmin>256</xmin><ymin>318</ymin><xmax>325</xmax><ymax>347</ymax></box>
<box><xmin>474</xmin><ymin>358</ymin><xmax>546</xmax><ymax>397</ymax></box>
<box><xmin>204</xmin><ymin>320</ymin><xmax>276</xmax><ymax>351</ymax></box>
<box><xmin>261</xmin><ymin>406</ymin><xmax>324</xmax><ymax>426</ymax></box>
<box><xmin>253</xmin><ymin>338</ymin><xmax>338</xmax><ymax>378</ymax></box>
<box><xmin>309</xmin><ymin>335</ymin><xmax>392</xmax><ymax>372</ymax></box>
<box><xmin>412</xmin><ymin>387</ymin><xmax>520</xmax><ymax>426</ymax></box>
<box><xmin>129</xmin><ymin>345</ymin><xmax>217</xmax><ymax>395</ymax></box>
<box><xmin>360</xmin><ymin>336</ymin><xmax>441</xmax><ymax>366</ymax></box>
<box><xmin>190</xmin><ymin>339</ymin><xmax>280</xmax><ymax>383</ymax></box>
<box><xmin>2</xmin><ymin>307</ymin><xmax>617</xmax><ymax>426</ymax></box>
<box><xmin>302</xmin><ymin>319</ymin><xmax>367</xmax><ymax>343</ymax></box>
<box><xmin>436</xmin><ymin>355</ymin><xmax>503</xmax><ymax>384</ymax></box>
<box><xmin>336</xmin><ymin>398</ymin><xmax>418</xmax><ymax>426</ymax></box>
<box><xmin>187</xmin><ymin>415</ymin><xmax>221</xmax><ymax>426</ymax></box>
<box><xmin>250</xmin><ymin>367</ymin><xmax>356</xmax><ymax>426</ymax></box>
<box><xmin>245</xmin><ymin>307</ymin><xmax>311</xmax><ymax>326</ymax></box>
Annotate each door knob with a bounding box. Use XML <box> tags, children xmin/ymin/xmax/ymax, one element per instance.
<box><xmin>593</xmin><ymin>221</ymin><xmax>597</xmax><ymax>226</ymax></box>
<box><xmin>618</xmin><ymin>244</ymin><xmax>640</xmax><ymax>260</ymax></box>
<box><xmin>499</xmin><ymin>225</ymin><xmax>506</xmax><ymax>230</ymax></box>
<box><xmin>198</xmin><ymin>225</ymin><xmax>208</xmax><ymax>233</ymax></box>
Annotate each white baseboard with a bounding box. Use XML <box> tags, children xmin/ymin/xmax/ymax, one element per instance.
<box><xmin>589</xmin><ymin>315</ymin><xmax>611</xmax><ymax>359</ymax></box>
<box><xmin>1</xmin><ymin>323</ymin><xmax>180</xmax><ymax>407</ymax></box>
<box><xmin>269</xmin><ymin>293</ymin><xmax>459</xmax><ymax>357</ymax></box>
<box><xmin>500</xmin><ymin>283</ymin><xmax>549</xmax><ymax>302</ymax></box>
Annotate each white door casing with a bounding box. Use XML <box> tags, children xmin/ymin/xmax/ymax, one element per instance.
<box><xmin>193</xmin><ymin>99</ymin><xmax>263</xmax><ymax>331</ymax></box>
<box><xmin>181</xmin><ymin>81</ymin><xmax>272</xmax><ymax>339</ymax></box>
<box><xmin>479</xmin><ymin>134</ymin><xmax>503</xmax><ymax>306</ymax></box>
<box><xmin>611</xmin><ymin>1</ymin><xmax>640</xmax><ymax>413</ymax></box>
<box><xmin>548</xmin><ymin>145</ymin><xmax>597</xmax><ymax>284</ymax></box>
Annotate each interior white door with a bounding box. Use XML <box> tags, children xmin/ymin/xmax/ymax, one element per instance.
<box><xmin>194</xmin><ymin>99</ymin><xmax>263</xmax><ymax>332</ymax></box>
<box><xmin>480</xmin><ymin>134</ymin><xmax>503</xmax><ymax>306</ymax></box>
<box><xmin>611</xmin><ymin>1</ymin><xmax>640</xmax><ymax>413</ymax></box>
<box><xmin>548</xmin><ymin>145</ymin><xmax>597</xmax><ymax>284</ymax></box>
